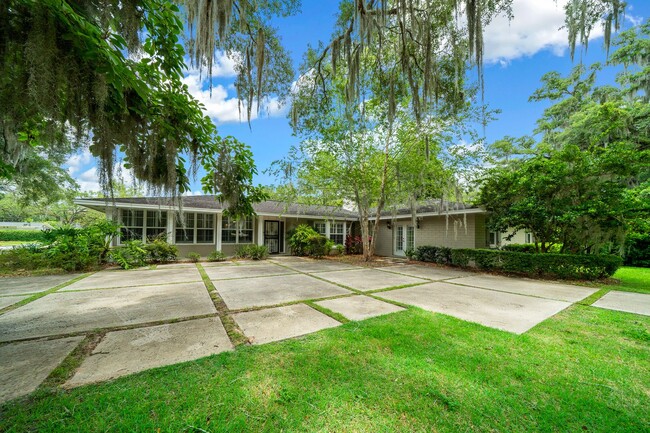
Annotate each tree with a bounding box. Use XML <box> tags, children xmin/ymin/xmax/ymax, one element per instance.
<box><xmin>479</xmin><ymin>23</ymin><xmax>650</xmax><ymax>254</ymax></box>
<box><xmin>1</xmin><ymin>1</ymin><xmax>269</xmax><ymax>216</ymax></box>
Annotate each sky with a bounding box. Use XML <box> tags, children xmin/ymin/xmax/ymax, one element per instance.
<box><xmin>66</xmin><ymin>0</ymin><xmax>649</xmax><ymax>193</ymax></box>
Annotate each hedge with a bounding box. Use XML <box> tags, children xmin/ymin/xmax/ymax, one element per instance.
<box><xmin>0</xmin><ymin>229</ymin><xmax>46</xmax><ymax>242</ymax></box>
<box><xmin>412</xmin><ymin>245</ymin><xmax>622</xmax><ymax>280</ymax></box>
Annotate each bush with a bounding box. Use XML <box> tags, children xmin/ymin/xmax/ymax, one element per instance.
<box><xmin>187</xmin><ymin>252</ymin><xmax>201</xmax><ymax>263</ymax></box>
<box><xmin>289</xmin><ymin>225</ymin><xmax>332</xmax><ymax>258</ymax></box>
<box><xmin>0</xmin><ymin>229</ymin><xmax>46</xmax><ymax>242</ymax></box>
<box><xmin>345</xmin><ymin>235</ymin><xmax>371</xmax><ymax>255</ymax></box>
<box><xmin>443</xmin><ymin>248</ymin><xmax>622</xmax><ymax>280</ymax></box>
<box><xmin>143</xmin><ymin>237</ymin><xmax>178</xmax><ymax>263</ymax></box>
<box><xmin>207</xmin><ymin>250</ymin><xmax>227</xmax><ymax>262</ymax></box>
<box><xmin>235</xmin><ymin>245</ymin><xmax>269</xmax><ymax>260</ymax></box>
<box><xmin>501</xmin><ymin>243</ymin><xmax>538</xmax><ymax>253</ymax></box>
<box><xmin>110</xmin><ymin>240</ymin><xmax>148</xmax><ymax>269</ymax></box>
<box><xmin>414</xmin><ymin>245</ymin><xmax>452</xmax><ymax>265</ymax></box>
<box><xmin>0</xmin><ymin>244</ymin><xmax>49</xmax><ymax>272</ymax></box>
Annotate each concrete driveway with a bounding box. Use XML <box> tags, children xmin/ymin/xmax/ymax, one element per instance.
<box><xmin>0</xmin><ymin>257</ymin><xmax>629</xmax><ymax>403</ymax></box>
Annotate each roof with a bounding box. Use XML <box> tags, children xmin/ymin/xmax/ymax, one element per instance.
<box><xmin>374</xmin><ymin>200</ymin><xmax>485</xmax><ymax>219</ymax></box>
<box><xmin>74</xmin><ymin>196</ymin><xmax>359</xmax><ymax>219</ymax></box>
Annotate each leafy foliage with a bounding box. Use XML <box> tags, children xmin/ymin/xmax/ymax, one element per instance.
<box><xmin>479</xmin><ymin>24</ymin><xmax>650</xmax><ymax>255</ymax></box>
<box><xmin>110</xmin><ymin>241</ymin><xmax>149</xmax><ymax>270</ymax></box>
<box><xmin>0</xmin><ymin>230</ymin><xmax>46</xmax><ymax>242</ymax></box>
<box><xmin>235</xmin><ymin>244</ymin><xmax>269</xmax><ymax>260</ymax></box>
<box><xmin>143</xmin><ymin>237</ymin><xmax>179</xmax><ymax>263</ymax></box>
<box><xmin>186</xmin><ymin>252</ymin><xmax>202</xmax><ymax>263</ymax></box>
<box><xmin>412</xmin><ymin>245</ymin><xmax>621</xmax><ymax>280</ymax></box>
<box><xmin>501</xmin><ymin>244</ymin><xmax>538</xmax><ymax>254</ymax></box>
<box><xmin>288</xmin><ymin>224</ymin><xmax>332</xmax><ymax>258</ymax></box>
<box><xmin>207</xmin><ymin>250</ymin><xmax>227</xmax><ymax>262</ymax></box>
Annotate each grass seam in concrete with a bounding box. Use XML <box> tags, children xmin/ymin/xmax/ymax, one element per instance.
<box><xmin>58</xmin><ymin>279</ymin><xmax>204</xmax><ymax>293</ymax></box>
<box><xmin>0</xmin><ymin>273</ymin><xmax>92</xmax><ymax>316</ymax></box>
<box><xmin>0</xmin><ymin>313</ymin><xmax>219</xmax><ymax>346</ymax></box>
<box><xmin>304</xmin><ymin>301</ymin><xmax>349</xmax><ymax>324</ymax></box>
<box><xmin>196</xmin><ymin>264</ymin><xmax>250</xmax><ymax>347</ymax></box>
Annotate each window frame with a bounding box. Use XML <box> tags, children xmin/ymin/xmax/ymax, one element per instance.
<box><xmin>329</xmin><ymin>222</ymin><xmax>344</xmax><ymax>245</ymax></box>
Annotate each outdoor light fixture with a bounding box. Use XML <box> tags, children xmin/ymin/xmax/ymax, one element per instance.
<box><xmin>416</xmin><ymin>218</ymin><xmax>421</xmax><ymax>229</ymax></box>
<box><xmin>387</xmin><ymin>221</ymin><xmax>392</xmax><ymax>230</ymax></box>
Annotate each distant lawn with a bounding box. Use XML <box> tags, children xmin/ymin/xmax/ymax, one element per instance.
<box><xmin>0</xmin><ymin>241</ymin><xmax>27</xmax><ymax>247</ymax></box>
<box><xmin>604</xmin><ymin>266</ymin><xmax>650</xmax><ymax>294</ymax></box>
<box><xmin>1</xmin><ymin>306</ymin><xmax>648</xmax><ymax>432</ymax></box>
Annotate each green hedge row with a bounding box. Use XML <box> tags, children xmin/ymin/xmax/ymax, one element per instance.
<box><xmin>412</xmin><ymin>245</ymin><xmax>622</xmax><ymax>280</ymax></box>
<box><xmin>0</xmin><ymin>229</ymin><xmax>46</xmax><ymax>242</ymax></box>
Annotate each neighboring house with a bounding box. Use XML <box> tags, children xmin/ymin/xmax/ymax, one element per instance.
<box><xmin>75</xmin><ymin>196</ymin><xmax>531</xmax><ymax>257</ymax></box>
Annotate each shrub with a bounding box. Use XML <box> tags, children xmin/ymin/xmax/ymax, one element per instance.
<box><xmin>110</xmin><ymin>240</ymin><xmax>148</xmax><ymax>269</ymax></box>
<box><xmin>289</xmin><ymin>225</ymin><xmax>332</xmax><ymax>258</ymax></box>
<box><xmin>235</xmin><ymin>245</ymin><xmax>269</xmax><ymax>260</ymax></box>
<box><xmin>0</xmin><ymin>229</ymin><xmax>46</xmax><ymax>242</ymax></box>
<box><xmin>0</xmin><ymin>245</ymin><xmax>49</xmax><ymax>272</ymax></box>
<box><xmin>332</xmin><ymin>244</ymin><xmax>345</xmax><ymax>256</ymax></box>
<box><xmin>624</xmin><ymin>231</ymin><xmax>650</xmax><ymax>267</ymax></box>
<box><xmin>501</xmin><ymin>243</ymin><xmax>538</xmax><ymax>253</ymax></box>
<box><xmin>345</xmin><ymin>235</ymin><xmax>370</xmax><ymax>255</ymax></box>
<box><xmin>405</xmin><ymin>248</ymin><xmax>416</xmax><ymax>260</ymax></box>
<box><xmin>187</xmin><ymin>252</ymin><xmax>201</xmax><ymax>263</ymax></box>
<box><xmin>207</xmin><ymin>250</ymin><xmax>227</xmax><ymax>262</ymax></box>
<box><xmin>143</xmin><ymin>237</ymin><xmax>178</xmax><ymax>263</ymax></box>
<box><xmin>414</xmin><ymin>246</ymin><xmax>452</xmax><ymax>265</ymax></box>
<box><xmin>443</xmin><ymin>248</ymin><xmax>622</xmax><ymax>280</ymax></box>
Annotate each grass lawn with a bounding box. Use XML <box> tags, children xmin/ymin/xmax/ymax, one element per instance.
<box><xmin>1</xmin><ymin>304</ymin><xmax>648</xmax><ymax>432</ymax></box>
<box><xmin>0</xmin><ymin>241</ymin><xmax>28</xmax><ymax>247</ymax></box>
<box><xmin>603</xmin><ymin>266</ymin><xmax>650</xmax><ymax>294</ymax></box>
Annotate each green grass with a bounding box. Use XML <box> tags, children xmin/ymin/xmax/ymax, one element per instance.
<box><xmin>602</xmin><ymin>266</ymin><xmax>650</xmax><ymax>294</ymax></box>
<box><xmin>1</xmin><ymin>306</ymin><xmax>648</xmax><ymax>432</ymax></box>
<box><xmin>0</xmin><ymin>241</ymin><xmax>28</xmax><ymax>247</ymax></box>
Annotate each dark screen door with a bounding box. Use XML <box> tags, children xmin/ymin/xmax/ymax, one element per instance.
<box><xmin>264</xmin><ymin>221</ymin><xmax>280</xmax><ymax>254</ymax></box>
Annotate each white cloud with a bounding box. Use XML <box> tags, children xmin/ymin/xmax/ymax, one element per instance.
<box><xmin>76</xmin><ymin>166</ymin><xmax>100</xmax><ymax>192</ymax></box>
<box><xmin>65</xmin><ymin>149</ymin><xmax>92</xmax><ymax>176</ymax></box>
<box><xmin>483</xmin><ymin>0</ymin><xmax>605</xmax><ymax>64</ymax></box>
<box><xmin>182</xmin><ymin>51</ymin><xmax>287</xmax><ymax>124</ymax></box>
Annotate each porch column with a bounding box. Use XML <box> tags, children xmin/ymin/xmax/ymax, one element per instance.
<box><xmin>166</xmin><ymin>210</ymin><xmax>174</xmax><ymax>243</ymax></box>
<box><xmin>325</xmin><ymin>220</ymin><xmax>330</xmax><ymax>239</ymax></box>
<box><xmin>216</xmin><ymin>213</ymin><xmax>222</xmax><ymax>251</ymax></box>
<box><xmin>257</xmin><ymin>216</ymin><xmax>265</xmax><ymax>246</ymax></box>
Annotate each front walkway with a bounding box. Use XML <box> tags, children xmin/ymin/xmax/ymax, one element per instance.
<box><xmin>0</xmin><ymin>257</ymin><xmax>646</xmax><ymax>403</ymax></box>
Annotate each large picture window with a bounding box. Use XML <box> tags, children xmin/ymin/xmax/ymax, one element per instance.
<box><xmin>314</xmin><ymin>222</ymin><xmax>326</xmax><ymax>236</ymax></box>
<box><xmin>175</xmin><ymin>213</ymin><xmax>215</xmax><ymax>244</ymax></box>
<box><xmin>222</xmin><ymin>216</ymin><xmax>253</xmax><ymax>244</ymax></box>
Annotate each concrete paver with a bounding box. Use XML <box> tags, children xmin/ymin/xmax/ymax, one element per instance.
<box><xmin>592</xmin><ymin>291</ymin><xmax>650</xmax><ymax>316</ymax></box>
<box><xmin>204</xmin><ymin>263</ymin><xmax>295</xmax><ymax>280</ymax></box>
<box><xmin>61</xmin><ymin>268</ymin><xmax>202</xmax><ymax>291</ymax></box>
<box><xmin>233</xmin><ymin>304</ymin><xmax>340</xmax><ymax>344</ymax></box>
<box><xmin>66</xmin><ymin>317</ymin><xmax>232</xmax><ymax>387</ymax></box>
<box><xmin>385</xmin><ymin>264</ymin><xmax>472</xmax><ymax>280</ymax></box>
<box><xmin>0</xmin><ymin>274</ymin><xmax>81</xmax><ymax>296</ymax></box>
<box><xmin>280</xmin><ymin>260</ymin><xmax>360</xmax><ymax>273</ymax></box>
<box><xmin>0</xmin><ymin>295</ymin><xmax>29</xmax><ymax>310</ymax></box>
<box><xmin>314</xmin><ymin>268</ymin><xmax>426</xmax><ymax>291</ymax></box>
<box><xmin>0</xmin><ymin>282</ymin><xmax>216</xmax><ymax>342</ymax></box>
<box><xmin>377</xmin><ymin>282</ymin><xmax>571</xmax><ymax>334</ymax></box>
<box><xmin>451</xmin><ymin>274</ymin><xmax>597</xmax><ymax>302</ymax></box>
<box><xmin>214</xmin><ymin>274</ymin><xmax>352</xmax><ymax>310</ymax></box>
<box><xmin>0</xmin><ymin>336</ymin><xmax>83</xmax><ymax>403</ymax></box>
<box><xmin>316</xmin><ymin>295</ymin><xmax>405</xmax><ymax>321</ymax></box>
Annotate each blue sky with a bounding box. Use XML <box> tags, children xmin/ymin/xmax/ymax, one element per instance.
<box><xmin>67</xmin><ymin>0</ymin><xmax>649</xmax><ymax>193</ymax></box>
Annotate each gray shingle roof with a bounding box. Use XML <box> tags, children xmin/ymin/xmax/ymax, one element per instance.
<box><xmin>78</xmin><ymin>196</ymin><xmax>358</xmax><ymax>219</ymax></box>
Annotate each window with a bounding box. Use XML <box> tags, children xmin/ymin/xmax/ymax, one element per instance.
<box><xmin>396</xmin><ymin>226</ymin><xmax>404</xmax><ymax>251</ymax></box>
<box><xmin>314</xmin><ymin>222</ymin><xmax>326</xmax><ymax>236</ymax></box>
<box><xmin>146</xmin><ymin>211</ymin><xmax>167</xmax><ymax>240</ymax></box>
<box><xmin>197</xmin><ymin>214</ymin><xmax>214</xmax><ymax>243</ymax></box>
<box><xmin>175</xmin><ymin>213</ymin><xmax>195</xmax><ymax>243</ymax></box>
<box><xmin>120</xmin><ymin>210</ymin><xmax>144</xmax><ymax>242</ymax></box>
<box><xmin>488</xmin><ymin>231</ymin><xmax>500</xmax><ymax>247</ymax></box>
<box><xmin>330</xmin><ymin>222</ymin><xmax>344</xmax><ymax>244</ymax></box>
<box><xmin>525</xmin><ymin>232</ymin><xmax>534</xmax><ymax>244</ymax></box>
<box><xmin>222</xmin><ymin>216</ymin><xmax>253</xmax><ymax>244</ymax></box>
<box><xmin>174</xmin><ymin>213</ymin><xmax>215</xmax><ymax>244</ymax></box>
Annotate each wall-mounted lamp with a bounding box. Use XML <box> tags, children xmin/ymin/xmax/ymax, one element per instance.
<box><xmin>387</xmin><ymin>221</ymin><xmax>392</xmax><ymax>230</ymax></box>
<box><xmin>416</xmin><ymin>217</ymin><xmax>421</xmax><ymax>229</ymax></box>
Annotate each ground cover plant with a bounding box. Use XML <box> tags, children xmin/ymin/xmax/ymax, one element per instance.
<box><xmin>0</xmin><ymin>302</ymin><xmax>648</xmax><ymax>432</ymax></box>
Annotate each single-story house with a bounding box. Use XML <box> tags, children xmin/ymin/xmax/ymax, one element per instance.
<box><xmin>75</xmin><ymin>196</ymin><xmax>531</xmax><ymax>257</ymax></box>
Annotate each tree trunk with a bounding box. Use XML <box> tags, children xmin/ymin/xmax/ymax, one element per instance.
<box><xmin>369</xmin><ymin>127</ymin><xmax>392</xmax><ymax>258</ymax></box>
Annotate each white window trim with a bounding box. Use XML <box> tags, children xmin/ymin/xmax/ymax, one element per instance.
<box><xmin>118</xmin><ymin>209</ymin><xmax>145</xmax><ymax>246</ymax></box>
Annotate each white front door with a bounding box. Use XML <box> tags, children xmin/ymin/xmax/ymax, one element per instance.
<box><xmin>394</xmin><ymin>224</ymin><xmax>415</xmax><ymax>256</ymax></box>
